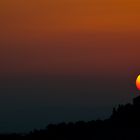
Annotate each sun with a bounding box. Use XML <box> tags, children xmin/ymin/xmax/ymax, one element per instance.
<box><xmin>136</xmin><ymin>75</ymin><xmax>140</xmax><ymax>90</ymax></box>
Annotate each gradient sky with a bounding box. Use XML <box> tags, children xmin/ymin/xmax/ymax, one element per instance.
<box><xmin>0</xmin><ymin>0</ymin><xmax>140</xmax><ymax>133</ymax></box>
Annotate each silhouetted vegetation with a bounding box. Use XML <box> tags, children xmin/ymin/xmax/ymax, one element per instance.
<box><xmin>1</xmin><ymin>96</ymin><xmax>140</xmax><ymax>139</ymax></box>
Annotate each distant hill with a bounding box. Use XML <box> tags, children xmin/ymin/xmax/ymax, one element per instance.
<box><xmin>1</xmin><ymin>96</ymin><xmax>140</xmax><ymax>139</ymax></box>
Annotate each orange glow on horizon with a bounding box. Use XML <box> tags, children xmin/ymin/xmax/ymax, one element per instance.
<box><xmin>136</xmin><ymin>75</ymin><xmax>140</xmax><ymax>90</ymax></box>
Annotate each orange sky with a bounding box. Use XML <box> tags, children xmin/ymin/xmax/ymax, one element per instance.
<box><xmin>0</xmin><ymin>0</ymin><xmax>140</xmax><ymax>76</ymax></box>
<box><xmin>1</xmin><ymin>0</ymin><xmax>140</xmax><ymax>33</ymax></box>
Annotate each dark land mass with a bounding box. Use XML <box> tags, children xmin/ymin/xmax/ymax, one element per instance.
<box><xmin>1</xmin><ymin>96</ymin><xmax>140</xmax><ymax>139</ymax></box>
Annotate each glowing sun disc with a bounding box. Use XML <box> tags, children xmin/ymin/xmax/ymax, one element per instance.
<box><xmin>136</xmin><ymin>75</ymin><xmax>140</xmax><ymax>90</ymax></box>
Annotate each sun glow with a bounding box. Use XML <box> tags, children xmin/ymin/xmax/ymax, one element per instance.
<box><xmin>136</xmin><ymin>75</ymin><xmax>140</xmax><ymax>90</ymax></box>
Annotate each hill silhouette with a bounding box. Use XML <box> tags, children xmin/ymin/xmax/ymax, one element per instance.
<box><xmin>1</xmin><ymin>96</ymin><xmax>140</xmax><ymax>139</ymax></box>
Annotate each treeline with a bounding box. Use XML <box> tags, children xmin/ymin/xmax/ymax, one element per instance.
<box><xmin>1</xmin><ymin>96</ymin><xmax>140</xmax><ymax>139</ymax></box>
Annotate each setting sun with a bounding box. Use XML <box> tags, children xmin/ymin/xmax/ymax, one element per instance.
<box><xmin>136</xmin><ymin>75</ymin><xmax>140</xmax><ymax>90</ymax></box>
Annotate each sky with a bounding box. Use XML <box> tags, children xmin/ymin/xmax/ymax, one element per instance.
<box><xmin>0</xmin><ymin>0</ymin><xmax>140</xmax><ymax>133</ymax></box>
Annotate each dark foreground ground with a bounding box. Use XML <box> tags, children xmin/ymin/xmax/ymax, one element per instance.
<box><xmin>1</xmin><ymin>96</ymin><xmax>140</xmax><ymax>140</ymax></box>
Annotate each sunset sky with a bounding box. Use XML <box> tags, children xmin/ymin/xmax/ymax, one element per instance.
<box><xmin>0</xmin><ymin>0</ymin><xmax>140</xmax><ymax>132</ymax></box>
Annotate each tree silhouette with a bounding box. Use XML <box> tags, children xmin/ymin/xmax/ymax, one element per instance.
<box><xmin>1</xmin><ymin>96</ymin><xmax>140</xmax><ymax>139</ymax></box>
